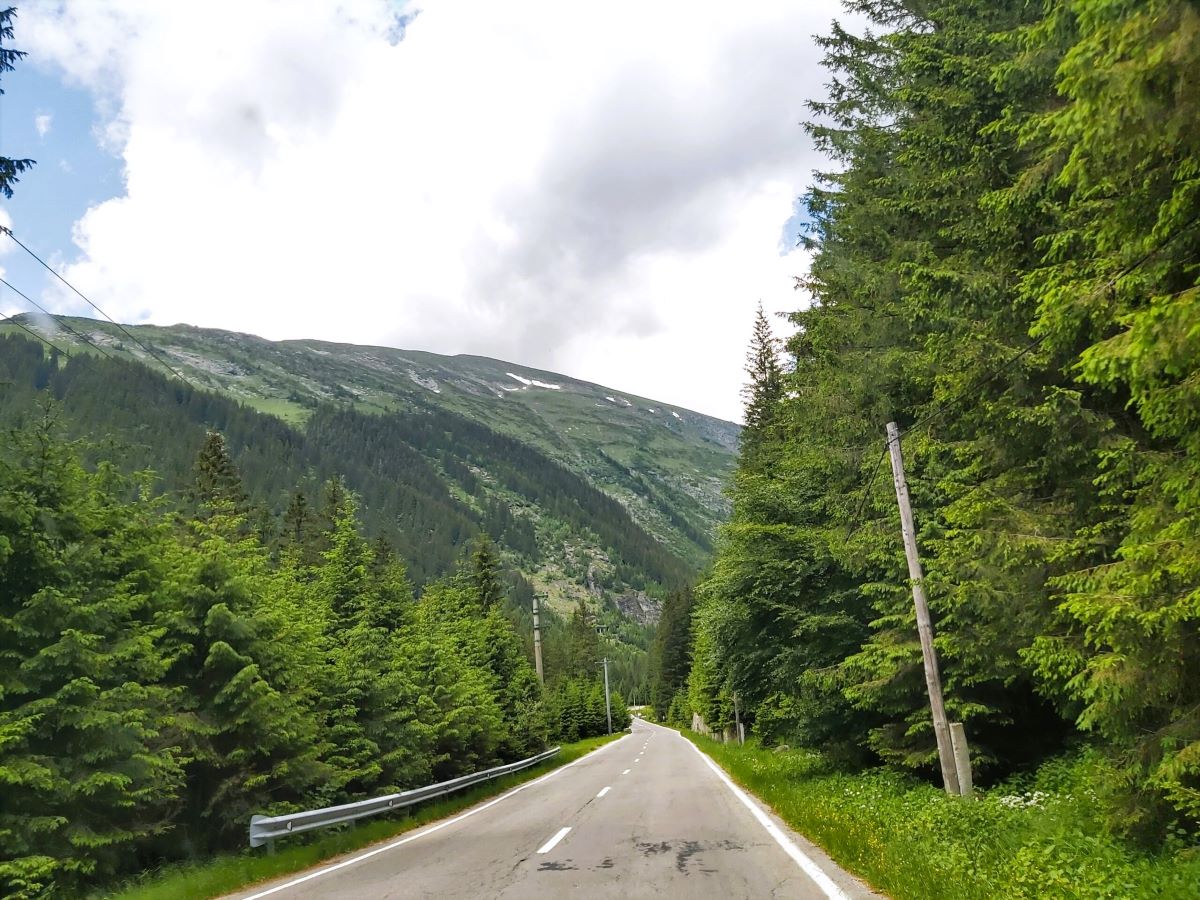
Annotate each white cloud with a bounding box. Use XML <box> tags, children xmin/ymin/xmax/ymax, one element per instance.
<box><xmin>34</xmin><ymin>112</ymin><xmax>52</xmax><ymax>137</ymax></box>
<box><xmin>22</xmin><ymin>0</ymin><xmax>843</xmax><ymax>422</ymax></box>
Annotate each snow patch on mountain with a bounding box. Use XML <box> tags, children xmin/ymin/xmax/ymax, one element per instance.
<box><xmin>506</xmin><ymin>372</ymin><xmax>562</xmax><ymax>390</ymax></box>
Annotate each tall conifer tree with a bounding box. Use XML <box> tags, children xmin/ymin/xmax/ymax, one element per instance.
<box><xmin>739</xmin><ymin>303</ymin><xmax>784</xmax><ymax>468</ymax></box>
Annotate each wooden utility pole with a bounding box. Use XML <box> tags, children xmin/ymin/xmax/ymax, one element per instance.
<box><xmin>532</xmin><ymin>593</ymin><xmax>545</xmax><ymax>685</ymax></box>
<box><xmin>885</xmin><ymin>422</ymin><xmax>961</xmax><ymax>796</ymax></box>
<box><xmin>602</xmin><ymin>657</ymin><xmax>613</xmax><ymax>735</ymax></box>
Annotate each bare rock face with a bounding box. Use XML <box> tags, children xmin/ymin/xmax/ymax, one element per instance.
<box><xmin>615</xmin><ymin>591</ymin><xmax>662</xmax><ymax>626</ymax></box>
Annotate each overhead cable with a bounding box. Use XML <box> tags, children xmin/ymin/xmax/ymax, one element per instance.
<box><xmin>0</xmin><ymin>275</ymin><xmax>116</xmax><ymax>359</ymax></box>
<box><xmin>0</xmin><ymin>309</ymin><xmax>71</xmax><ymax>358</ymax></box>
<box><xmin>844</xmin><ymin>206</ymin><xmax>1200</xmax><ymax>533</ymax></box>
<box><xmin>0</xmin><ymin>226</ymin><xmax>191</xmax><ymax>385</ymax></box>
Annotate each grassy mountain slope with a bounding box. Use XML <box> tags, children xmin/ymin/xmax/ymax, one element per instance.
<box><xmin>10</xmin><ymin>317</ymin><xmax>736</xmax><ymax>570</ymax></box>
<box><xmin>0</xmin><ymin>319</ymin><xmax>738</xmax><ymax>627</ymax></box>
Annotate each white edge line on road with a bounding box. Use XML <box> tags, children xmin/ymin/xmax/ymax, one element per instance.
<box><xmin>239</xmin><ymin>735</ymin><xmax>629</xmax><ymax>900</ymax></box>
<box><xmin>676</xmin><ymin>730</ymin><xmax>850</xmax><ymax>900</ymax></box>
<box><xmin>596</xmin><ymin>786</ymin><xmax>611</xmax><ymax>798</ymax></box>
<box><xmin>536</xmin><ymin>826</ymin><xmax>572</xmax><ymax>854</ymax></box>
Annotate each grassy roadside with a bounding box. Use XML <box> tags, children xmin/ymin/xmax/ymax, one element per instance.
<box><xmin>677</xmin><ymin>729</ymin><xmax>1200</xmax><ymax>900</ymax></box>
<box><xmin>102</xmin><ymin>734</ymin><xmax>623</xmax><ymax>900</ymax></box>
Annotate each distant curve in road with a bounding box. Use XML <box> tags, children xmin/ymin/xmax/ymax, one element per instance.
<box><xmin>227</xmin><ymin>720</ymin><xmax>878</xmax><ymax>899</ymax></box>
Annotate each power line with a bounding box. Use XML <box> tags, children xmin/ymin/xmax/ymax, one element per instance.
<box><xmin>847</xmin><ymin>332</ymin><xmax>1050</xmax><ymax>537</ymax></box>
<box><xmin>0</xmin><ymin>309</ymin><xmax>71</xmax><ymax>358</ymax></box>
<box><xmin>903</xmin><ymin>210</ymin><xmax>1200</xmax><ymax>445</ymax></box>
<box><xmin>846</xmin><ymin>445</ymin><xmax>889</xmax><ymax>536</ymax></box>
<box><xmin>0</xmin><ymin>276</ymin><xmax>117</xmax><ymax>360</ymax></box>
<box><xmin>843</xmin><ymin>207</ymin><xmax>1200</xmax><ymax>533</ymax></box>
<box><xmin>0</xmin><ymin>226</ymin><xmax>192</xmax><ymax>386</ymax></box>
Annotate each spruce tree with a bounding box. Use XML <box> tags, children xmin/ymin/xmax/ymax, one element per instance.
<box><xmin>282</xmin><ymin>490</ymin><xmax>310</xmax><ymax>545</ymax></box>
<box><xmin>470</xmin><ymin>533</ymin><xmax>504</xmax><ymax>609</ymax></box>
<box><xmin>412</xmin><ymin>580</ymin><xmax>506</xmax><ymax>777</ymax></box>
<box><xmin>366</xmin><ymin>538</ymin><xmax>414</xmax><ymax>632</ymax></box>
<box><xmin>563</xmin><ymin>599</ymin><xmax>601</xmax><ymax>679</ymax></box>
<box><xmin>0</xmin><ymin>8</ymin><xmax>35</xmax><ymax>199</ymax></box>
<box><xmin>1013</xmin><ymin>0</ymin><xmax>1200</xmax><ymax>833</ymax></box>
<box><xmin>739</xmin><ymin>303</ymin><xmax>784</xmax><ymax>468</ymax></box>
<box><xmin>189</xmin><ymin>431</ymin><xmax>248</xmax><ymax>519</ymax></box>
<box><xmin>649</xmin><ymin>587</ymin><xmax>694</xmax><ymax>719</ymax></box>
<box><xmin>160</xmin><ymin>510</ymin><xmax>328</xmax><ymax>851</ymax></box>
<box><xmin>0</xmin><ymin>421</ymin><xmax>181</xmax><ymax>897</ymax></box>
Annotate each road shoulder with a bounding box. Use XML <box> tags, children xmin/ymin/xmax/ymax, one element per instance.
<box><xmin>645</xmin><ymin>720</ymin><xmax>885</xmax><ymax>900</ymax></box>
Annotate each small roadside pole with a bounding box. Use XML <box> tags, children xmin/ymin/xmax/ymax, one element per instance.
<box><xmin>532</xmin><ymin>593</ymin><xmax>545</xmax><ymax>686</ymax></box>
<box><xmin>950</xmin><ymin>723</ymin><xmax>973</xmax><ymax>797</ymax></box>
<box><xmin>885</xmin><ymin>422</ymin><xmax>969</xmax><ymax>797</ymax></box>
<box><xmin>602</xmin><ymin>656</ymin><xmax>613</xmax><ymax>735</ymax></box>
<box><xmin>733</xmin><ymin>692</ymin><xmax>745</xmax><ymax>745</ymax></box>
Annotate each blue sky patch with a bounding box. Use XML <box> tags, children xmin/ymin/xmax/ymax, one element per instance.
<box><xmin>0</xmin><ymin>60</ymin><xmax>121</xmax><ymax>314</ymax></box>
<box><xmin>777</xmin><ymin>196</ymin><xmax>811</xmax><ymax>255</ymax></box>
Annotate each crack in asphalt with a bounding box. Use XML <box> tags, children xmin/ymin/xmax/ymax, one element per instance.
<box><xmin>634</xmin><ymin>839</ymin><xmax>747</xmax><ymax>874</ymax></box>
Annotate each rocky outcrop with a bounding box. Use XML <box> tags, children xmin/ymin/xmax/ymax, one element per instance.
<box><xmin>614</xmin><ymin>591</ymin><xmax>662</xmax><ymax>626</ymax></box>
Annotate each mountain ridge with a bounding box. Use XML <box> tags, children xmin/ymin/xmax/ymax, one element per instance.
<box><xmin>2</xmin><ymin>315</ymin><xmax>739</xmax><ymax>619</ymax></box>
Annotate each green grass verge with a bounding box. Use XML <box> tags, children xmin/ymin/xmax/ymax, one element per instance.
<box><xmin>678</xmin><ymin>730</ymin><xmax>1200</xmax><ymax>900</ymax></box>
<box><xmin>102</xmin><ymin>735</ymin><xmax>623</xmax><ymax>900</ymax></box>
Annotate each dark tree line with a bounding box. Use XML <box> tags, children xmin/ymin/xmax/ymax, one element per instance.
<box><xmin>0</xmin><ymin>412</ymin><xmax>626</xmax><ymax>897</ymax></box>
<box><xmin>688</xmin><ymin>0</ymin><xmax>1200</xmax><ymax>845</ymax></box>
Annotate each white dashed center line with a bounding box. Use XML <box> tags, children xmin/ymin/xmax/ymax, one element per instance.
<box><xmin>537</xmin><ymin>827</ymin><xmax>572</xmax><ymax>855</ymax></box>
<box><xmin>622</xmin><ymin>768</ymin><xmax>631</xmax><ymax>775</ymax></box>
<box><xmin>596</xmin><ymin>786</ymin><xmax>611</xmax><ymax>798</ymax></box>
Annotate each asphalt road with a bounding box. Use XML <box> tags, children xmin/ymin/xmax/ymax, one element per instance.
<box><xmin>228</xmin><ymin>719</ymin><xmax>877</xmax><ymax>900</ymax></box>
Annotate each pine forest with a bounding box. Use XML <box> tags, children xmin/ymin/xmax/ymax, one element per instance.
<box><xmin>667</xmin><ymin>0</ymin><xmax>1200</xmax><ymax>868</ymax></box>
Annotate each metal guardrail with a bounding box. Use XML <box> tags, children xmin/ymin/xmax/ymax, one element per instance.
<box><xmin>249</xmin><ymin>746</ymin><xmax>560</xmax><ymax>848</ymax></box>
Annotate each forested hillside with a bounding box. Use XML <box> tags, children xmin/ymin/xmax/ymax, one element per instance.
<box><xmin>684</xmin><ymin>0</ymin><xmax>1200</xmax><ymax>846</ymax></box>
<box><xmin>0</xmin><ymin>406</ymin><xmax>630</xmax><ymax>897</ymax></box>
<box><xmin>0</xmin><ymin>331</ymin><xmax>718</xmax><ymax>702</ymax></box>
<box><xmin>1</xmin><ymin>317</ymin><xmax>736</xmax><ymax>572</ymax></box>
